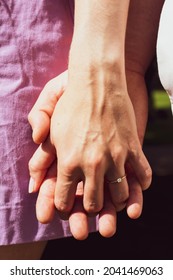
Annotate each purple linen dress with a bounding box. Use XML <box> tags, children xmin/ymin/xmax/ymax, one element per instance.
<box><xmin>0</xmin><ymin>0</ymin><xmax>97</xmax><ymax>245</ymax></box>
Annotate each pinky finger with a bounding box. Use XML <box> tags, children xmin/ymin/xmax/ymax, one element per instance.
<box><xmin>129</xmin><ymin>150</ymin><xmax>152</xmax><ymax>191</ymax></box>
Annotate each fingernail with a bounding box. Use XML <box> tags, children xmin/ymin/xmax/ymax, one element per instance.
<box><xmin>28</xmin><ymin>177</ymin><xmax>35</xmax><ymax>193</ymax></box>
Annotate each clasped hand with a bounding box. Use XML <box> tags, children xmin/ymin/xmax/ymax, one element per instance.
<box><xmin>28</xmin><ymin>70</ymin><xmax>152</xmax><ymax>239</ymax></box>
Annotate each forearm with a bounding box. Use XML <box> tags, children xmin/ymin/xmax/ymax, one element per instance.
<box><xmin>126</xmin><ymin>71</ymin><xmax>148</xmax><ymax>144</ymax></box>
<box><xmin>125</xmin><ymin>0</ymin><xmax>165</xmax><ymax>140</ymax></box>
<box><xmin>69</xmin><ymin>0</ymin><xmax>130</xmax><ymax>80</ymax></box>
<box><xmin>126</xmin><ymin>0</ymin><xmax>165</xmax><ymax>75</ymax></box>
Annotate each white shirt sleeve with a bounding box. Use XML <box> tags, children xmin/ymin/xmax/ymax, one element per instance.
<box><xmin>157</xmin><ymin>0</ymin><xmax>173</xmax><ymax>114</ymax></box>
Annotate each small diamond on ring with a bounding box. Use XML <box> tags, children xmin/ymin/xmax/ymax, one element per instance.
<box><xmin>117</xmin><ymin>178</ymin><xmax>122</xmax><ymax>183</ymax></box>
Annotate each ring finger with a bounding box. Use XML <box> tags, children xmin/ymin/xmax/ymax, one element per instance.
<box><xmin>106</xmin><ymin>165</ymin><xmax>129</xmax><ymax>211</ymax></box>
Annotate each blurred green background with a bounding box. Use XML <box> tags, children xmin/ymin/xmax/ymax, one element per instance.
<box><xmin>145</xmin><ymin>89</ymin><xmax>173</xmax><ymax>145</ymax></box>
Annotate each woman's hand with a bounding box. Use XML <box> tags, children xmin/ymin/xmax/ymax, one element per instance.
<box><xmin>28</xmin><ymin>69</ymin><xmax>147</xmax><ymax>239</ymax></box>
<box><xmin>28</xmin><ymin>67</ymin><xmax>151</xmax><ymax>215</ymax></box>
<box><xmin>35</xmin><ymin>160</ymin><xmax>117</xmax><ymax>240</ymax></box>
<box><xmin>28</xmin><ymin>0</ymin><xmax>153</xmax><ymax>239</ymax></box>
<box><xmin>28</xmin><ymin>71</ymin><xmax>117</xmax><ymax>239</ymax></box>
<box><xmin>48</xmin><ymin>67</ymin><xmax>151</xmax><ymax>216</ymax></box>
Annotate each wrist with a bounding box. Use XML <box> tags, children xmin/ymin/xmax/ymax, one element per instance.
<box><xmin>68</xmin><ymin>40</ymin><xmax>126</xmax><ymax>85</ymax></box>
<box><xmin>70</xmin><ymin>37</ymin><xmax>124</xmax><ymax>68</ymax></box>
<box><xmin>67</xmin><ymin>57</ymin><xmax>127</xmax><ymax>98</ymax></box>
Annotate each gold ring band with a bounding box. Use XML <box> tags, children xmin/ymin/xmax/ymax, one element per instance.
<box><xmin>108</xmin><ymin>175</ymin><xmax>126</xmax><ymax>184</ymax></box>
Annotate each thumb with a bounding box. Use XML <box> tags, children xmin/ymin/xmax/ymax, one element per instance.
<box><xmin>28</xmin><ymin>70</ymin><xmax>68</xmax><ymax>144</ymax></box>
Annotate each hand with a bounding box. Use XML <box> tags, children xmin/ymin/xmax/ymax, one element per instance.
<box><xmin>35</xmin><ymin>160</ymin><xmax>117</xmax><ymax>240</ymax></box>
<box><xmin>28</xmin><ymin>70</ymin><xmax>146</xmax><ymax>240</ymax></box>
<box><xmin>27</xmin><ymin>68</ymin><xmax>151</xmax><ymax>217</ymax></box>
<box><xmin>28</xmin><ymin>71</ymin><xmax>117</xmax><ymax>239</ymax></box>
<box><xmin>28</xmin><ymin>0</ymin><xmax>152</xmax><ymax>218</ymax></box>
<box><xmin>48</xmin><ymin>65</ymin><xmax>151</xmax><ymax>215</ymax></box>
<box><xmin>46</xmin><ymin>0</ymin><xmax>150</xmax><ymax>216</ymax></box>
<box><xmin>29</xmin><ymin>136</ymin><xmax>143</xmax><ymax>239</ymax></box>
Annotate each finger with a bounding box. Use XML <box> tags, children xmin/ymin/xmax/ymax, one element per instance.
<box><xmin>126</xmin><ymin>176</ymin><xmax>143</xmax><ymax>219</ymax></box>
<box><xmin>54</xmin><ymin>162</ymin><xmax>79</xmax><ymax>215</ymax></box>
<box><xmin>98</xmin><ymin>187</ymin><xmax>117</xmax><ymax>238</ymax></box>
<box><xmin>28</xmin><ymin>136</ymin><xmax>56</xmax><ymax>193</ymax></box>
<box><xmin>69</xmin><ymin>182</ymin><xmax>89</xmax><ymax>240</ymax></box>
<box><xmin>129</xmin><ymin>147</ymin><xmax>152</xmax><ymax>191</ymax></box>
<box><xmin>28</xmin><ymin>71</ymin><xmax>68</xmax><ymax>144</ymax></box>
<box><xmin>107</xmin><ymin>165</ymin><xmax>129</xmax><ymax>212</ymax></box>
<box><xmin>82</xmin><ymin>157</ymin><xmax>106</xmax><ymax>214</ymax></box>
<box><xmin>83</xmin><ymin>173</ymin><xmax>104</xmax><ymax>214</ymax></box>
<box><xmin>29</xmin><ymin>110</ymin><xmax>51</xmax><ymax>145</ymax></box>
<box><xmin>36</xmin><ymin>162</ymin><xmax>57</xmax><ymax>223</ymax></box>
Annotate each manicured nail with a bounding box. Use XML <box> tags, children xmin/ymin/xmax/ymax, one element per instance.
<box><xmin>28</xmin><ymin>177</ymin><xmax>35</xmax><ymax>193</ymax></box>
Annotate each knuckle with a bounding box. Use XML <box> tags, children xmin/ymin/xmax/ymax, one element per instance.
<box><xmin>114</xmin><ymin>193</ymin><xmax>128</xmax><ymax>204</ymax></box>
<box><xmin>129</xmin><ymin>146</ymin><xmax>138</xmax><ymax>159</ymax></box>
<box><xmin>84</xmin><ymin>201</ymin><xmax>102</xmax><ymax>214</ymax></box>
<box><xmin>60</xmin><ymin>157</ymin><xmax>77</xmax><ymax>175</ymax></box>
<box><xmin>54</xmin><ymin>198</ymin><xmax>71</xmax><ymax>213</ymax></box>
<box><xmin>28</xmin><ymin>158</ymin><xmax>39</xmax><ymax>173</ymax></box>
<box><xmin>86</xmin><ymin>156</ymin><xmax>103</xmax><ymax>171</ymax></box>
<box><xmin>112</xmin><ymin>146</ymin><xmax>124</xmax><ymax>163</ymax></box>
<box><xmin>143</xmin><ymin>166</ymin><xmax>152</xmax><ymax>189</ymax></box>
<box><xmin>44</xmin><ymin>80</ymin><xmax>58</xmax><ymax>101</ymax></box>
<box><xmin>115</xmin><ymin>202</ymin><xmax>126</xmax><ymax>212</ymax></box>
<box><xmin>128</xmin><ymin>139</ymin><xmax>141</xmax><ymax>159</ymax></box>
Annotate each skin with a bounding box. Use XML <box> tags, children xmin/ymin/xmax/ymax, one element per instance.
<box><xmin>28</xmin><ymin>72</ymin><xmax>117</xmax><ymax>239</ymax></box>
<box><xmin>28</xmin><ymin>69</ymin><xmax>144</xmax><ymax>240</ymax></box>
<box><xmin>28</xmin><ymin>0</ymin><xmax>165</xmax><ymax>241</ymax></box>
<box><xmin>29</xmin><ymin>0</ymin><xmax>152</xmax><ymax>219</ymax></box>
<box><xmin>125</xmin><ymin>0</ymin><xmax>165</xmax><ymax>216</ymax></box>
<box><xmin>0</xmin><ymin>0</ymin><xmax>165</xmax><ymax>260</ymax></box>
